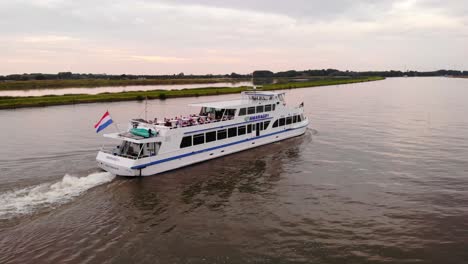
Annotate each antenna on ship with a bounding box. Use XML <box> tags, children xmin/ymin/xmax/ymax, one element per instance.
<box><xmin>145</xmin><ymin>96</ymin><xmax>148</xmax><ymax>121</ymax></box>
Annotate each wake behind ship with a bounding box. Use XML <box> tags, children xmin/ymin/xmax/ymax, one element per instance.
<box><xmin>96</xmin><ymin>91</ymin><xmax>309</xmax><ymax>176</ymax></box>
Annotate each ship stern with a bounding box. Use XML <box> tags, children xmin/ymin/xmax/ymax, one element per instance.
<box><xmin>96</xmin><ymin>151</ymin><xmax>139</xmax><ymax>176</ymax></box>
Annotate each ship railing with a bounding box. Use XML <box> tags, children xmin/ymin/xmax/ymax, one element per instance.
<box><xmin>136</xmin><ymin>115</ymin><xmax>235</xmax><ymax>130</ymax></box>
<box><xmin>100</xmin><ymin>147</ymin><xmax>140</xmax><ymax>160</ymax></box>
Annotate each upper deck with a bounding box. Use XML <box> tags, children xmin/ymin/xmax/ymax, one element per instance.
<box><xmin>104</xmin><ymin>90</ymin><xmax>294</xmax><ymax>143</ymax></box>
<box><xmin>189</xmin><ymin>91</ymin><xmax>285</xmax><ymax>109</ymax></box>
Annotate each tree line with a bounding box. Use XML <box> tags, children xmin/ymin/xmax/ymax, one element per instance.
<box><xmin>1</xmin><ymin>69</ymin><xmax>467</xmax><ymax>81</ymax></box>
<box><xmin>255</xmin><ymin>69</ymin><xmax>468</xmax><ymax>78</ymax></box>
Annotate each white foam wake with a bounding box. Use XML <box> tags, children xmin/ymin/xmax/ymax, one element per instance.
<box><xmin>0</xmin><ymin>172</ymin><xmax>115</xmax><ymax>219</ymax></box>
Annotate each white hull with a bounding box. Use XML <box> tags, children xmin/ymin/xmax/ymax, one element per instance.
<box><xmin>96</xmin><ymin>90</ymin><xmax>309</xmax><ymax>177</ymax></box>
<box><xmin>97</xmin><ymin>122</ymin><xmax>308</xmax><ymax>176</ymax></box>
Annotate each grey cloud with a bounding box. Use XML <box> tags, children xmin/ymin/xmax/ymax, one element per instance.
<box><xmin>0</xmin><ymin>0</ymin><xmax>467</xmax><ymax>74</ymax></box>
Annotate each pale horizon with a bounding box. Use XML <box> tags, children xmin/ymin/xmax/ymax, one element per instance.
<box><xmin>1</xmin><ymin>0</ymin><xmax>467</xmax><ymax>75</ymax></box>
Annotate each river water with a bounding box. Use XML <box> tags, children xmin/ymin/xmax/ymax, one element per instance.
<box><xmin>0</xmin><ymin>81</ymin><xmax>252</xmax><ymax>97</ymax></box>
<box><xmin>0</xmin><ymin>77</ymin><xmax>467</xmax><ymax>263</ymax></box>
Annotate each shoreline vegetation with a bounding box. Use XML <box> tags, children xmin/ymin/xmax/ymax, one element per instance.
<box><xmin>0</xmin><ymin>78</ymin><xmax>249</xmax><ymax>91</ymax></box>
<box><xmin>0</xmin><ymin>77</ymin><xmax>384</xmax><ymax>110</ymax></box>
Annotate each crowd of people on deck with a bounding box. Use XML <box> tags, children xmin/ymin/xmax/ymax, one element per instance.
<box><xmin>144</xmin><ymin>114</ymin><xmax>235</xmax><ymax>128</ymax></box>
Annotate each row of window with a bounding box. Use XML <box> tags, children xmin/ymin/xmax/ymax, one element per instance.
<box><xmin>180</xmin><ymin>121</ymin><xmax>271</xmax><ymax>148</ymax></box>
<box><xmin>238</xmin><ymin>104</ymin><xmax>276</xmax><ymax>116</ymax></box>
<box><xmin>272</xmin><ymin>114</ymin><xmax>303</xmax><ymax>128</ymax></box>
<box><xmin>179</xmin><ymin>114</ymin><xmax>304</xmax><ymax>148</ymax></box>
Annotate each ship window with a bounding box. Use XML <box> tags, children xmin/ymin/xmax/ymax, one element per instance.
<box><xmin>265</xmin><ymin>104</ymin><xmax>272</xmax><ymax>112</ymax></box>
<box><xmin>238</xmin><ymin>125</ymin><xmax>246</xmax><ymax>135</ymax></box>
<box><xmin>225</xmin><ymin>109</ymin><xmax>236</xmax><ymax>117</ymax></box>
<box><xmin>272</xmin><ymin>104</ymin><xmax>276</xmax><ymax>111</ymax></box>
<box><xmin>279</xmin><ymin>118</ymin><xmax>285</xmax><ymax>126</ymax></box>
<box><xmin>217</xmin><ymin>129</ymin><xmax>227</xmax><ymax>140</ymax></box>
<box><xmin>256</xmin><ymin>105</ymin><xmax>264</xmax><ymax>113</ymax></box>
<box><xmin>247</xmin><ymin>124</ymin><xmax>252</xmax><ymax>133</ymax></box>
<box><xmin>180</xmin><ymin>136</ymin><xmax>192</xmax><ymax>148</ymax></box>
<box><xmin>263</xmin><ymin>121</ymin><xmax>270</xmax><ymax>130</ymax></box>
<box><xmin>298</xmin><ymin>115</ymin><xmax>302</xmax><ymax>122</ymax></box>
<box><xmin>273</xmin><ymin>120</ymin><xmax>279</xmax><ymax>128</ymax></box>
<box><xmin>121</xmin><ymin>142</ymin><xmax>143</xmax><ymax>158</ymax></box>
<box><xmin>239</xmin><ymin>108</ymin><xmax>246</xmax><ymax>116</ymax></box>
<box><xmin>228</xmin><ymin>127</ymin><xmax>237</xmax><ymax>138</ymax></box>
<box><xmin>247</xmin><ymin>107</ymin><xmax>255</xmax><ymax>115</ymax></box>
<box><xmin>293</xmin><ymin>116</ymin><xmax>297</xmax><ymax>123</ymax></box>
<box><xmin>286</xmin><ymin>117</ymin><xmax>292</xmax><ymax>125</ymax></box>
<box><xmin>193</xmin><ymin>133</ymin><xmax>205</xmax><ymax>145</ymax></box>
<box><xmin>206</xmin><ymin>131</ymin><xmax>216</xmax><ymax>143</ymax></box>
<box><xmin>258</xmin><ymin>122</ymin><xmax>264</xmax><ymax>131</ymax></box>
<box><xmin>141</xmin><ymin>142</ymin><xmax>160</xmax><ymax>157</ymax></box>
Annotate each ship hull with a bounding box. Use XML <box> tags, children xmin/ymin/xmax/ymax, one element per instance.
<box><xmin>97</xmin><ymin>122</ymin><xmax>308</xmax><ymax>177</ymax></box>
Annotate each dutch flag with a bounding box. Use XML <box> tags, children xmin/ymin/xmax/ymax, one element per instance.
<box><xmin>94</xmin><ymin>111</ymin><xmax>113</xmax><ymax>133</ymax></box>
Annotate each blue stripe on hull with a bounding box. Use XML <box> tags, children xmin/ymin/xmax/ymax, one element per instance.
<box><xmin>131</xmin><ymin>124</ymin><xmax>308</xmax><ymax>170</ymax></box>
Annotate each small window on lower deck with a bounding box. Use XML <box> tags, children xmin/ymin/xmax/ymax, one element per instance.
<box><xmin>263</xmin><ymin>121</ymin><xmax>271</xmax><ymax>130</ymax></box>
<box><xmin>286</xmin><ymin>117</ymin><xmax>292</xmax><ymax>125</ymax></box>
<box><xmin>193</xmin><ymin>133</ymin><xmax>205</xmax><ymax>145</ymax></box>
<box><xmin>279</xmin><ymin>118</ymin><xmax>285</xmax><ymax>126</ymax></box>
<box><xmin>228</xmin><ymin>127</ymin><xmax>237</xmax><ymax>138</ymax></box>
<box><xmin>247</xmin><ymin>124</ymin><xmax>252</xmax><ymax>133</ymax></box>
<box><xmin>206</xmin><ymin>131</ymin><xmax>216</xmax><ymax>143</ymax></box>
<box><xmin>298</xmin><ymin>115</ymin><xmax>302</xmax><ymax>122</ymax></box>
<box><xmin>273</xmin><ymin>120</ymin><xmax>279</xmax><ymax>128</ymax></box>
<box><xmin>293</xmin><ymin>116</ymin><xmax>297</xmax><ymax>123</ymax></box>
<box><xmin>239</xmin><ymin>108</ymin><xmax>246</xmax><ymax>116</ymax></box>
<box><xmin>238</xmin><ymin>125</ymin><xmax>246</xmax><ymax>135</ymax></box>
<box><xmin>217</xmin><ymin>129</ymin><xmax>227</xmax><ymax>140</ymax></box>
<box><xmin>180</xmin><ymin>136</ymin><xmax>192</xmax><ymax>148</ymax></box>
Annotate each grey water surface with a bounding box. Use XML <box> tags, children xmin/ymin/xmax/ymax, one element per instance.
<box><xmin>0</xmin><ymin>77</ymin><xmax>467</xmax><ymax>263</ymax></box>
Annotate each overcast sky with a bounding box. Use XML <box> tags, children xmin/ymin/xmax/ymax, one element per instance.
<box><xmin>1</xmin><ymin>0</ymin><xmax>467</xmax><ymax>75</ymax></box>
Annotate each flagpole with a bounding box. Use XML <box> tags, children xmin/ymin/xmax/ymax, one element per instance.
<box><xmin>107</xmin><ymin>109</ymin><xmax>121</xmax><ymax>133</ymax></box>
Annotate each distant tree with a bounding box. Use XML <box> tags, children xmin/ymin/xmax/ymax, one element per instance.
<box><xmin>58</xmin><ymin>72</ymin><xmax>73</xmax><ymax>79</ymax></box>
<box><xmin>230</xmin><ymin>72</ymin><xmax>242</xmax><ymax>78</ymax></box>
<box><xmin>253</xmin><ymin>70</ymin><xmax>274</xmax><ymax>78</ymax></box>
<box><xmin>35</xmin><ymin>74</ymin><xmax>46</xmax><ymax>80</ymax></box>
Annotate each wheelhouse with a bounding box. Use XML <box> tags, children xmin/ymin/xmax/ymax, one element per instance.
<box><xmin>101</xmin><ymin>132</ymin><xmax>162</xmax><ymax>160</ymax></box>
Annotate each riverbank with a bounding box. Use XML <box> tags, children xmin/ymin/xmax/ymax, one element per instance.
<box><xmin>0</xmin><ymin>77</ymin><xmax>384</xmax><ymax>109</ymax></box>
<box><xmin>0</xmin><ymin>78</ymin><xmax>247</xmax><ymax>90</ymax></box>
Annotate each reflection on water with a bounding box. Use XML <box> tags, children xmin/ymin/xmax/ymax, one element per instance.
<box><xmin>0</xmin><ymin>77</ymin><xmax>468</xmax><ymax>263</ymax></box>
<box><xmin>0</xmin><ymin>81</ymin><xmax>252</xmax><ymax>97</ymax></box>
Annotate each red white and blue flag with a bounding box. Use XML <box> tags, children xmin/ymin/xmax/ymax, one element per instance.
<box><xmin>94</xmin><ymin>111</ymin><xmax>113</xmax><ymax>133</ymax></box>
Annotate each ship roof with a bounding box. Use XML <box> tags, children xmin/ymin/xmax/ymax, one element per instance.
<box><xmin>189</xmin><ymin>91</ymin><xmax>284</xmax><ymax>109</ymax></box>
<box><xmin>189</xmin><ymin>99</ymin><xmax>247</xmax><ymax>109</ymax></box>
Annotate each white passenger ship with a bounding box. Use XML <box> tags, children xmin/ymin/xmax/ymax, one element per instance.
<box><xmin>96</xmin><ymin>91</ymin><xmax>309</xmax><ymax>176</ymax></box>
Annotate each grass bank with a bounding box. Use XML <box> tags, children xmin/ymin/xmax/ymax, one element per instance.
<box><xmin>0</xmin><ymin>78</ymin><xmax>247</xmax><ymax>90</ymax></box>
<box><xmin>0</xmin><ymin>77</ymin><xmax>384</xmax><ymax>110</ymax></box>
